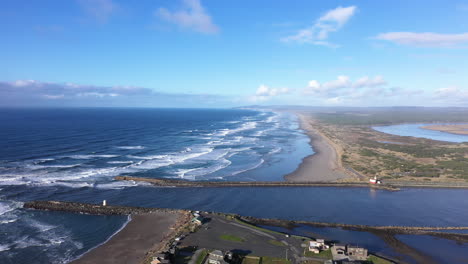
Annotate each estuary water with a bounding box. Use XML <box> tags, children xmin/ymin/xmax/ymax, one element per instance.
<box><xmin>373</xmin><ymin>123</ymin><xmax>468</xmax><ymax>143</ymax></box>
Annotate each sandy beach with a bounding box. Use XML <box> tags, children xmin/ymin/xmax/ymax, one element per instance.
<box><xmin>71</xmin><ymin>211</ymin><xmax>184</xmax><ymax>264</ymax></box>
<box><xmin>284</xmin><ymin>113</ymin><xmax>350</xmax><ymax>182</ymax></box>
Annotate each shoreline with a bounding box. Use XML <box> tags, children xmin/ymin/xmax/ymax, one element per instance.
<box><xmin>70</xmin><ymin>211</ymin><xmax>185</xmax><ymax>264</ymax></box>
<box><xmin>24</xmin><ymin>201</ymin><xmax>468</xmax><ymax>264</ymax></box>
<box><xmin>284</xmin><ymin>113</ymin><xmax>350</xmax><ymax>182</ymax></box>
<box><xmin>420</xmin><ymin>124</ymin><xmax>468</xmax><ymax>135</ymax></box>
<box><xmin>69</xmin><ymin>215</ymin><xmax>132</xmax><ymax>263</ymax></box>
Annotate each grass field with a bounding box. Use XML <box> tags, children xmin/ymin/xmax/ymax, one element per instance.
<box><xmin>367</xmin><ymin>255</ymin><xmax>393</xmax><ymax>264</ymax></box>
<box><xmin>304</xmin><ymin>248</ymin><xmax>332</xmax><ymax>259</ymax></box>
<box><xmin>242</xmin><ymin>256</ymin><xmax>260</xmax><ymax>264</ymax></box>
<box><xmin>260</xmin><ymin>256</ymin><xmax>291</xmax><ymax>264</ymax></box>
<box><xmin>219</xmin><ymin>234</ymin><xmax>245</xmax><ymax>243</ymax></box>
<box><xmin>268</xmin><ymin>240</ymin><xmax>286</xmax><ymax>247</ymax></box>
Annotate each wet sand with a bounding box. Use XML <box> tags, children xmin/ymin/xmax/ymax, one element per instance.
<box><xmin>71</xmin><ymin>212</ymin><xmax>182</xmax><ymax>264</ymax></box>
<box><xmin>285</xmin><ymin>113</ymin><xmax>350</xmax><ymax>182</ymax></box>
<box><xmin>421</xmin><ymin>124</ymin><xmax>468</xmax><ymax>135</ymax></box>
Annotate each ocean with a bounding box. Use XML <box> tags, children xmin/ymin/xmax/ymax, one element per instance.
<box><xmin>0</xmin><ymin>108</ymin><xmax>312</xmax><ymax>263</ymax></box>
<box><xmin>1</xmin><ymin>108</ymin><xmax>468</xmax><ymax>264</ymax></box>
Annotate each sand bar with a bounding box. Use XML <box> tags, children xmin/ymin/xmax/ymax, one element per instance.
<box><xmin>71</xmin><ymin>212</ymin><xmax>182</xmax><ymax>264</ymax></box>
<box><xmin>284</xmin><ymin>113</ymin><xmax>350</xmax><ymax>182</ymax></box>
<box><xmin>421</xmin><ymin>124</ymin><xmax>468</xmax><ymax>135</ymax></box>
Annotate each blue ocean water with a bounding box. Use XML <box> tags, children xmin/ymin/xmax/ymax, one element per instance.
<box><xmin>373</xmin><ymin>123</ymin><xmax>468</xmax><ymax>143</ymax></box>
<box><xmin>0</xmin><ymin>108</ymin><xmax>311</xmax><ymax>187</ymax></box>
<box><xmin>0</xmin><ymin>108</ymin><xmax>313</xmax><ymax>263</ymax></box>
<box><xmin>1</xmin><ymin>109</ymin><xmax>467</xmax><ymax>264</ymax></box>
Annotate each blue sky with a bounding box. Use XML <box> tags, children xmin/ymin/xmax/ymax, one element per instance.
<box><xmin>1</xmin><ymin>0</ymin><xmax>468</xmax><ymax>107</ymax></box>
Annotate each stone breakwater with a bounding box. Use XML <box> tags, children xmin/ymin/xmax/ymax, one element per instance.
<box><xmin>115</xmin><ymin>176</ymin><xmax>400</xmax><ymax>191</ymax></box>
<box><xmin>23</xmin><ymin>200</ymin><xmax>184</xmax><ymax>215</ymax></box>
<box><xmin>24</xmin><ymin>200</ymin><xmax>468</xmax><ymax>233</ymax></box>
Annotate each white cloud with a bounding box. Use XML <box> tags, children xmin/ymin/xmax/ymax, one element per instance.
<box><xmin>12</xmin><ymin>80</ymin><xmax>39</xmax><ymax>87</ymax></box>
<box><xmin>323</xmin><ymin>75</ymin><xmax>351</xmax><ymax>90</ymax></box>
<box><xmin>250</xmin><ymin>85</ymin><xmax>290</xmax><ymax>102</ymax></box>
<box><xmin>282</xmin><ymin>6</ymin><xmax>357</xmax><ymax>47</ymax></box>
<box><xmin>433</xmin><ymin>86</ymin><xmax>468</xmax><ymax>102</ymax></box>
<box><xmin>156</xmin><ymin>0</ymin><xmax>219</xmax><ymax>34</ymax></box>
<box><xmin>42</xmin><ymin>94</ymin><xmax>65</xmax><ymax>99</ymax></box>
<box><xmin>375</xmin><ymin>32</ymin><xmax>468</xmax><ymax>47</ymax></box>
<box><xmin>78</xmin><ymin>0</ymin><xmax>118</xmax><ymax>23</ymax></box>
<box><xmin>303</xmin><ymin>75</ymin><xmax>389</xmax><ymax>100</ymax></box>
<box><xmin>353</xmin><ymin>76</ymin><xmax>386</xmax><ymax>88</ymax></box>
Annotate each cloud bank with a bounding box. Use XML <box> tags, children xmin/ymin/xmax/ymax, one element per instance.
<box><xmin>375</xmin><ymin>32</ymin><xmax>468</xmax><ymax>47</ymax></box>
<box><xmin>249</xmin><ymin>85</ymin><xmax>290</xmax><ymax>102</ymax></box>
<box><xmin>0</xmin><ymin>80</ymin><xmax>231</xmax><ymax>108</ymax></box>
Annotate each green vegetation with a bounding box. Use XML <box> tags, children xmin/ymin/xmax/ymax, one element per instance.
<box><xmin>219</xmin><ymin>234</ymin><xmax>245</xmax><ymax>243</ymax></box>
<box><xmin>234</xmin><ymin>219</ymin><xmax>284</xmax><ymax>236</ymax></box>
<box><xmin>304</xmin><ymin>249</ymin><xmax>332</xmax><ymax>259</ymax></box>
<box><xmin>260</xmin><ymin>256</ymin><xmax>291</xmax><ymax>264</ymax></box>
<box><xmin>355</xmin><ymin>138</ymin><xmax>468</xmax><ymax>179</ymax></box>
<box><xmin>195</xmin><ymin>250</ymin><xmax>208</xmax><ymax>264</ymax></box>
<box><xmin>242</xmin><ymin>257</ymin><xmax>260</xmax><ymax>264</ymax></box>
<box><xmin>367</xmin><ymin>255</ymin><xmax>393</xmax><ymax>264</ymax></box>
<box><xmin>233</xmin><ymin>218</ymin><xmax>309</xmax><ymax>240</ymax></box>
<box><xmin>268</xmin><ymin>240</ymin><xmax>286</xmax><ymax>247</ymax></box>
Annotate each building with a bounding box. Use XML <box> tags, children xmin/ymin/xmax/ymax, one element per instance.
<box><xmin>309</xmin><ymin>239</ymin><xmax>329</xmax><ymax>252</ymax></box>
<box><xmin>151</xmin><ymin>253</ymin><xmax>170</xmax><ymax>264</ymax></box>
<box><xmin>369</xmin><ymin>176</ymin><xmax>381</xmax><ymax>184</ymax></box>
<box><xmin>205</xmin><ymin>250</ymin><xmax>227</xmax><ymax>264</ymax></box>
<box><xmin>192</xmin><ymin>216</ymin><xmax>204</xmax><ymax>225</ymax></box>
<box><xmin>346</xmin><ymin>245</ymin><xmax>368</xmax><ymax>261</ymax></box>
<box><xmin>331</xmin><ymin>244</ymin><xmax>368</xmax><ymax>262</ymax></box>
<box><xmin>331</xmin><ymin>244</ymin><xmax>348</xmax><ymax>261</ymax></box>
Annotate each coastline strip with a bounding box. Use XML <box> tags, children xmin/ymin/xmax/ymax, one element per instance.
<box><xmin>284</xmin><ymin>113</ymin><xmax>351</xmax><ymax>182</ymax></box>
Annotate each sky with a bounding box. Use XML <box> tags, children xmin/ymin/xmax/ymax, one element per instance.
<box><xmin>1</xmin><ymin>0</ymin><xmax>468</xmax><ymax>108</ymax></box>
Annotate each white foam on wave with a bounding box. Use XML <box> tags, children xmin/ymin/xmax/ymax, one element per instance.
<box><xmin>0</xmin><ymin>219</ymin><xmax>17</xmax><ymax>224</ymax></box>
<box><xmin>28</xmin><ymin>164</ymin><xmax>82</xmax><ymax>169</ymax></box>
<box><xmin>116</xmin><ymin>146</ymin><xmax>145</xmax><ymax>150</ymax></box>
<box><xmin>0</xmin><ymin>244</ymin><xmax>11</xmax><ymax>252</ymax></box>
<box><xmin>224</xmin><ymin>121</ymin><xmax>258</xmax><ymax>136</ymax></box>
<box><xmin>28</xmin><ymin>219</ymin><xmax>58</xmax><ymax>232</ymax></box>
<box><xmin>37</xmin><ymin>158</ymin><xmax>55</xmax><ymax>162</ymax></box>
<box><xmin>127</xmin><ymin>154</ymin><xmax>168</xmax><ymax>160</ymax></box>
<box><xmin>0</xmin><ymin>201</ymin><xmax>23</xmax><ymax>216</ymax></box>
<box><xmin>268</xmin><ymin>147</ymin><xmax>282</xmax><ymax>155</ymax></box>
<box><xmin>65</xmin><ymin>154</ymin><xmax>119</xmax><ymax>159</ymax></box>
<box><xmin>230</xmin><ymin>158</ymin><xmax>265</xmax><ymax>177</ymax></box>
<box><xmin>107</xmin><ymin>161</ymin><xmax>134</xmax><ymax>164</ymax></box>
<box><xmin>176</xmin><ymin>158</ymin><xmax>232</xmax><ymax>179</ymax></box>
